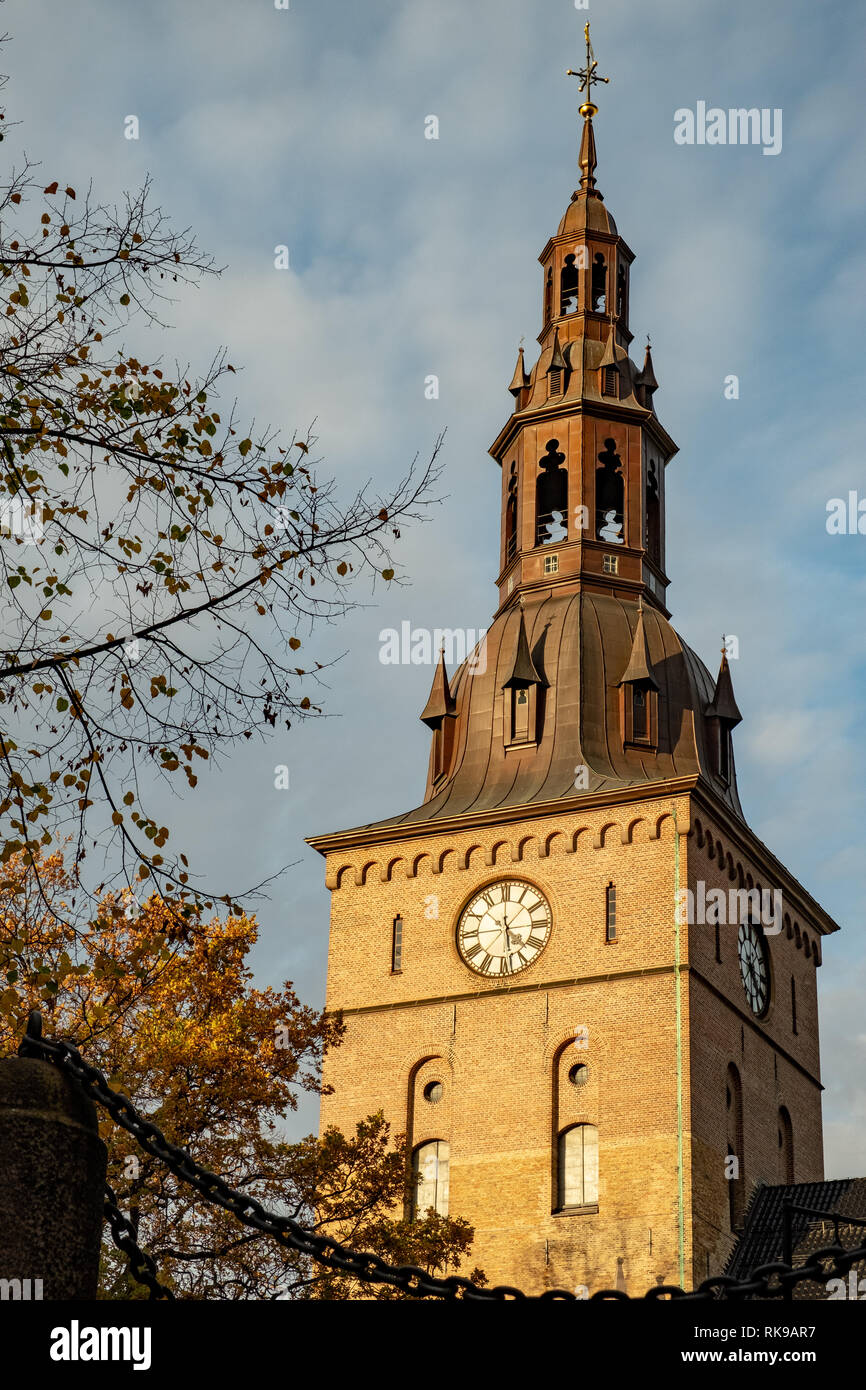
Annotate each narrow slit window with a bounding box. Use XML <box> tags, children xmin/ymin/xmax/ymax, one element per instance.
<box><xmin>778</xmin><ymin>1107</ymin><xmax>794</xmax><ymax>1184</ymax></box>
<box><xmin>605</xmin><ymin>883</ymin><xmax>617</xmax><ymax>942</ymax></box>
<box><xmin>391</xmin><ymin>915</ymin><xmax>403</xmax><ymax>973</ymax></box>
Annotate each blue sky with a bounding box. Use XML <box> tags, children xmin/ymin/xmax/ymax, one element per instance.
<box><xmin>6</xmin><ymin>0</ymin><xmax>865</xmax><ymax>1170</ymax></box>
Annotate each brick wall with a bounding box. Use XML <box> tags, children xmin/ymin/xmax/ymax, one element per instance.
<box><xmin>317</xmin><ymin>793</ymin><xmax>827</xmax><ymax>1295</ymax></box>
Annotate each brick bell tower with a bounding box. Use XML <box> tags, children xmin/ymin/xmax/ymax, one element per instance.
<box><xmin>308</xmin><ymin>26</ymin><xmax>839</xmax><ymax>1295</ymax></box>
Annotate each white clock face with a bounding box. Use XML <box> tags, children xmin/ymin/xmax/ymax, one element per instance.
<box><xmin>457</xmin><ymin>880</ymin><xmax>552</xmax><ymax>977</ymax></box>
<box><xmin>738</xmin><ymin>919</ymin><xmax>770</xmax><ymax>1016</ymax></box>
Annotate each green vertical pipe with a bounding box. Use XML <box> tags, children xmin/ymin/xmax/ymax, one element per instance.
<box><xmin>673</xmin><ymin>802</ymin><xmax>685</xmax><ymax>1288</ymax></box>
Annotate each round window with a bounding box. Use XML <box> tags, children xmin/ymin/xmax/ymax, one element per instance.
<box><xmin>424</xmin><ymin>1081</ymin><xmax>443</xmax><ymax>1104</ymax></box>
<box><xmin>568</xmin><ymin>1063</ymin><xmax>590</xmax><ymax>1087</ymax></box>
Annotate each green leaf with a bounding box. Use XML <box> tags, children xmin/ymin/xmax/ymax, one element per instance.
<box><xmin>238</xmin><ymin>439</ymin><xmax>252</xmax><ymax>457</ymax></box>
<box><xmin>56</xmin><ymin>697</ymin><xmax>69</xmax><ymax>712</ymax></box>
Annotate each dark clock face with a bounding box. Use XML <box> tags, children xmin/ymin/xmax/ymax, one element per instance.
<box><xmin>738</xmin><ymin>919</ymin><xmax>770</xmax><ymax>1016</ymax></box>
<box><xmin>457</xmin><ymin>880</ymin><xmax>552</xmax><ymax>977</ymax></box>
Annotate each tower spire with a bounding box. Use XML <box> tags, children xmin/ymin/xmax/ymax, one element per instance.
<box><xmin>567</xmin><ymin>22</ymin><xmax>609</xmax><ymax>193</ymax></box>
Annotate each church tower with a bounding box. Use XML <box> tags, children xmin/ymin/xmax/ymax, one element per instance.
<box><xmin>308</xmin><ymin>28</ymin><xmax>839</xmax><ymax>1294</ymax></box>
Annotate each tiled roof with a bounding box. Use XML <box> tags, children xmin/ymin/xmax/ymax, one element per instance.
<box><xmin>726</xmin><ymin>1179</ymin><xmax>866</xmax><ymax>1286</ymax></box>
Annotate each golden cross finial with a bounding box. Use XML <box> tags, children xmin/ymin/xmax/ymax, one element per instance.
<box><xmin>567</xmin><ymin>22</ymin><xmax>609</xmax><ymax>119</ymax></box>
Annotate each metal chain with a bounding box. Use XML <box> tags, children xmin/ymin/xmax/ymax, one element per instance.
<box><xmin>103</xmin><ymin>1182</ymin><xmax>175</xmax><ymax>1300</ymax></box>
<box><xmin>17</xmin><ymin>1012</ymin><xmax>866</xmax><ymax>1301</ymax></box>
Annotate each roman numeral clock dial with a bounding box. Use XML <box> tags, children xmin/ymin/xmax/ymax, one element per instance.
<box><xmin>457</xmin><ymin>880</ymin><xmax>552</xmax><ymax>977</ymax></box>
<box><xmin>738</xmin><ymin>919</ymin><xmax>770</xmax><ymax>1017</ymax></box>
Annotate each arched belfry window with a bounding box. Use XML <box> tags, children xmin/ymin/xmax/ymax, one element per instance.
<box><xmin>595</xmin><ymin>438</ymin><xmax>624</xmax><ymax>544</ymax></box>
<box><xmin>616</xmin><ymin>262</ymin><xmax>629</xmax><ymax>323</ymax></box>
<box><xmin>412</xmin><ymin>1140</ymin><xmax>450</xmax><ymax>1219</ymax></box>
<box><xmin>545</xmin><ymin>267</ymin><xmax>554</xmax><ymax>324</ymax></box>
<box><xmin>557</xmin><ymin>1124</ymin><xmax>599</xmax><ymax>1210</ymax></box>
<box><xmin>646</xmin><ymin>460</ymin><xmax>661</xmax><ymax>566</ymax></box>
<box><xmin>535</xmin><ymin>439</ymin><xmax>568</xmax><ymax>547</ymax></box>
<box><xmin>505</xmin><ymin>461</ymin><xmax>518</xmax><ymax>563</ymax></box>
<box><xmin>591</xmin><ymin>253</ymin><xmax>607</xmax><ymax>312</ymax></box>
<box><xmin>560</xmin><ymin>253</ymin><xmax>580</xmax><ymax>315</ymax></box>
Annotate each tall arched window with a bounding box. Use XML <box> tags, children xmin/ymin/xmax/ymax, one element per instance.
<box><xmin>726</xmin><ymin>1063</ymin><xmax>745</xmax><ymax>1231</ymax></box>
<box><xmin>557</xmin><ymin>1124</ymin><xmax>599</xmax><ymax>1210</ymax></box>
<box><xmin>726</xmin><ymin>1145</ymin><xmax>738</xmax><ymax>1232</ymax></box>
<box><xmin>778</xmin><ymin>1107</ymin><xmax>794</xmax><ymax>1184</ymax></box>
<box><xmin>412</xmin><ymin>1140</ymin><xmax>449</xmax><ymax>1218</ymax></box>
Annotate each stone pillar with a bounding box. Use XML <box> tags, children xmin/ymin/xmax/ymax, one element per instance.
<box><xmin>0</xmin><ymin>1057</ymin><xmax>107</xmax><ymax>1299</ymax></box>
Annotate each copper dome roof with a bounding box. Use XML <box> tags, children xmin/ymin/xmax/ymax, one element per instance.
<box><xmin>349</xmin><ymin>591</ymin><xmax>744</xmax><ymax>837</ymax></box>
<box><xmin>557</xmin><ymin>190</ymin><xmax>618</xmax><ymax>239</ymax></box>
